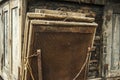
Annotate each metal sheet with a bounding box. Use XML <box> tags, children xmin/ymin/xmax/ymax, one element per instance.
<box><xmin>33</xmin><ymin>32</ymin><xmax>93</xmax><ymax>80</ymax></box>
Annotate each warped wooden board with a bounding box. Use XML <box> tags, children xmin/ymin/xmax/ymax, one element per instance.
<box><xmin>35</xmin><ymin>9</ymin><xmax>86</xmax><ymax>17</ymax></box>
<box><xmin>35</xmin><ymin>9</ymin><xmax>96</xmax><ymax>18</ymax></box>
<box><xmin>24</xmin><ymin>19</ymin><xmax>97</xmax><ymax>80</ymax></box>
<box><xmin>21</xmin><ymin>16</ymin><xmax>30</xmax><ymax>80</ymax></box>
<box><xmin>27</xmin><ymin>13</ymin><xmax>95</xmax><ymax>23</ymax></box>
<box><xmin>56</xmin><ymin>0</ymin><xmax>106</xmax><ymax>5</ymax></box>
<box><xmin>31</xmin><ymin>20</ymin><xmax>97</xmax><ymax>27</ymax></box>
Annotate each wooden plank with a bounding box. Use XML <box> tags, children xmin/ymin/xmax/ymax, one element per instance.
<box><xmin>25</xmin><ymin>23</ymin><xmax>33</xmax><ymax>80</ymax></box>
<box><xmin>31</xmin><ymin>20</ymin><xmax>97</xmax><ymax>27</ymax></box>
<box><xmin>35</xmin><ymin>9</ymin><xmax>86</xmax><ymax>17</ymax></box>
<box><xmin>35</xmin><ymin>9</ymin><xmax>96</xmax><ymax>18</ymax></box>
<box><xmin>22</xmin><ymin>17</ymin><xmax>30</xmax><ymax>80</ymax></box>
<box><xmin>11</xmin><ymin>7</ymin><xmax>20</xmax><ymax>80</ymax></box>
<box><xmin>27</xmin><ymin>13</ymin><xmax>95</xmax><ymax>22</ymax></box>
<box><xmin>111</xmin><ymin>14</ymin><xmax>120</xmax><ymax>70</ymax></box>
<box><xmin>37</xmin><ymin>49</ymin><xmax>43</xmax><ymax>80</ymax></box>
<box><xmin>34</xmin><ymin>25</ymin><xmax>95</xmax><ymax>33</ymax></box>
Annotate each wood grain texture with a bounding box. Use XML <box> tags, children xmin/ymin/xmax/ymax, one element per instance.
<box><xmin>27</xmin><ymin>13</ymin><xmax>95</xmax><ymax>22</ymax></box>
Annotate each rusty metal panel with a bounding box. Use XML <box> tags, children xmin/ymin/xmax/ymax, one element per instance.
<box><xmin>26</xmin><ymin>22</ymin><xmax>96</xmax><ymax>80</ymax></box>
<box><xmin>32</xmin><ymin>32</ymin><xmax>93</xmax><ymax>80</ymax></box>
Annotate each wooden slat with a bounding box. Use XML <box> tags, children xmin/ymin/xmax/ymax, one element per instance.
<box><xmin>35</xmin><ymin>9</ymin><xmax>86</xmax><ymax>17</ymax></box>
<box><xmin>26</xmin><ymin>23</ymin><xmax>33</xmax><ymax>80</ymax></box>
<box><xmin>34</xmin><ymin>26</ymin><xmax>95</xmax><ymax>33</ymax></box>
<box><xmin>35</xmin><ymin>9</ymin><xmax>96</xmax><ymax>18</ymax></box>
<box><xmin>22</xmin><ymin>17</ymin><xmax>30</xmax><ymax>80</ymax></box>
<box><xmin>27</xmin><ymin>13</ymin><xmax>95</xmax><ymax>22</ymax></box>
<box><xmin>37</xmin><ymin>49</ymin><xmax>43</xmax><ymax>80</ymax></box>
<box><xmin>31</xmin><ymin>20</ymin><xmax>98</xmax><ymax>27</ymax></box>
<box><xmin>89</xmin><ymin>60</ymin><xmax>98</xmax><ymax>63</ymax></box>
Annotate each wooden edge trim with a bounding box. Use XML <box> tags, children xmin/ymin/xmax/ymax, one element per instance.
<box><xmin>30</xmin><ymin>20</ymin><xmax>98</xmax><ymax>27</ymax></box>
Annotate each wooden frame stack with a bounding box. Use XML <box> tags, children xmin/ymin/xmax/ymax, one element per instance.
<box><xmin>21</xmin><ymin>9</ymin><xmax>97</xmax><ymax>80</ymax></box>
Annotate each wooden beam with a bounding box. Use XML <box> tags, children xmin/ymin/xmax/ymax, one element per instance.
<box><xmin>37</xmin><ymin>49</ymin><xmax>43</xmax><ymax>80</ymax></box>
<box><xmin>35</xmin><ymin>9</ymin><xmax>96</xmax><ymax>18</ymax></box>
<box><xmin>31</xmin><ymin>20</ymin><xmax>98</xmax><ymax>27</ymax></box>
<box><xmin>27</xmin><ymin>13</ymin><xmax>95</xmax><ymax>22</ymax></box>
<box><xmin>35</xmin><ymin>9</ymin><xmax>86</xmax><ymax>17</ymax></box>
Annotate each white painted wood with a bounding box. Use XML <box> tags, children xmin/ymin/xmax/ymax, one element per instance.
<box><xmin>11</xmin><ymin>7</ymin><xmax>20</xmax><ymax>80</ymax></box>
<box><xmin>108</xmin><ymin>14</ymin><xmax>120</xmax><ymax>77</ymax></box>
<box><xmin>0</xmin><ymin>3</ymin><xmax>10</xmax><ymax>80</ymax></box>
<box><xmin>0</xmin><ymin>7</ymin><xmax>4</xmax><ymax>75</ymax></box>
<box><xmin>4</xmin><ymin>11</ymin><xmax>9</xmax><ymax>68</ymax></box>
<box><xmin>0</xmin><ymin>0</ymin><xmax>21</xmax><ymax>80</ymax></box>
<box><xmin>111</xmin><ymin>14</ymin><xmax>120</xmax><ymax>70</ymax></box>
<box><xmin>104</xmin><ymin>13</ymin><xmax>120</xmax><ymax>77</ymax></box>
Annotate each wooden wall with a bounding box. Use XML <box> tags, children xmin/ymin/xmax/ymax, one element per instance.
<box><xmin>0</xmin><ymin>0</ymin><xmax>22</xmax><ymax>80</ymax></box>
<box><xmin>102</xmin><ymin>3</ymin><xmax>120</xmax><ymax>79</ymax></box>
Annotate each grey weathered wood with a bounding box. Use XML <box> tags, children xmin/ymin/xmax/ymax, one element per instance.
<box><xmin>110</xmin><ymin>14</ymin><xmax>120</xmax><ymax>70</ymax></box>
<box><xmin>11</xmin><ymin>7</ymin><xmax>20</xmax><ymax>80</ymax></box>
<box><xmin>22</xmin><ymin>17</ymin><xmax>30</xmax><ymax>80</ymax></box>
<box><xmin>0</xmin><ymin>8</ymin><xmax>4</xmax><ymax>72</ymax></box>
<box><xmin>31</xmin><ymin>20</ymin><xmax>97</xmax><ymax>27</ymax></box>
<box><xmin>35</xmin><ymin>9</ymin><xmax>86</xmax><ymax>17</ymax></box>
<box><xmin>27</xmin><ymin>13</ymin><xmax>95</xmax><ymax>22</ymax></box>
<box><xmin>102</xmin><ymin>5</ymin><xmax>120</xmax><ymax>77</ymax></box>
<box><xmin>35</xmin><ymin>8</ymin><xmax>96</xmax><ymax>18</ymax></box>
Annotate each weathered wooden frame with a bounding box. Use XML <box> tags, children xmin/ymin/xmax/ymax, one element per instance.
<box><xmin>22</xmin><ymin>17</ymin><xmax>97</xmax><ymax>80</ymax></box>
<box><xmin>27</xmin><ymin>12</ymin><xmax>95</xmax><ymax>22</ymax></box>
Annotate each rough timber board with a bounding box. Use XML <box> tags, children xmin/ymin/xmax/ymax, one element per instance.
<box><xmin>35</xmin><ymin>9</ymin><xmax>95</xmax><ymax>18</ymax></box>
<box><xmin>27</xmin><ymin>13</ymin><xmax>95</xmax><ymax>22</ymax></box>
<box><xmin>102</xmin><ymin>4</ymin><xmax>120</xmax><ymax>78</ymax></box>
<box><xmin>35</xmin><ymin>9</ymin><xmax>86</xmax><ymax>17</ymax></box>
<box><xmin>31</xmin><ymin>20</ymin><xmax>97</xmax><ymax>27</ymax></box>
<box><xmin>33</xmin><ymin>25</ymin><xmax>95</xmax><ymax>33</ymax></box>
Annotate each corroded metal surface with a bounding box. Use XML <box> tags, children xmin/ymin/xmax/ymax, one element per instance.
<box><xmin>29</xmin><ymin>32</ymin><xmax>94</xmax><ymax>80</ymax></box>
